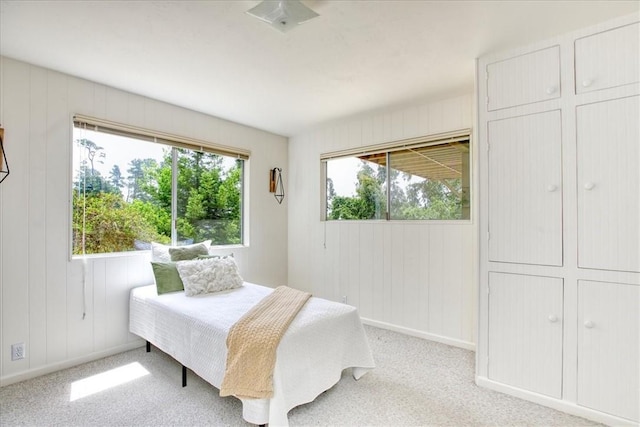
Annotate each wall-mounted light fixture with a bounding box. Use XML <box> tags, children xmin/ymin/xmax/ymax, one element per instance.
<box><xmin>269</xmin><ymin>168</ymin><xmax>285</xmax><ymax>204</ymax></box>
<box><xmin>0</xmin><ymin>127</ymin><xmax>9</xmax><ymax>184</ymax></box>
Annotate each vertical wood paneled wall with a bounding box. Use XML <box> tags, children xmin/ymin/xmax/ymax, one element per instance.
<box><xmin>288</xmin><ymin>94</ymin><xmax>476</xmax><ymax>349</ymax></box>
<box><xmin>0</xmin><ymin>57</ymin><xmax>289</xmax><ymax>385</ymax></box>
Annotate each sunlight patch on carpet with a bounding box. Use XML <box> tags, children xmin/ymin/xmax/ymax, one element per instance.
<box><xmin>70</xmin><ymin>362</ymin><xmax>149</xmax><ymax>401</ymax></box>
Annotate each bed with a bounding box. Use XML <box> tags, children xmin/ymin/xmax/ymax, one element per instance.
<box><xmin>129</xmin><ymin>282</ymin><xmax>375</xmax><ymax>426</ymax></box>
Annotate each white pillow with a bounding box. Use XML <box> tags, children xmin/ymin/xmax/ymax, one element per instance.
<box><xmin>176</xmin><ymin>257</ymin><xmax>243</xmax><ymax>297</ymax></box>
<box><xmin>151</xmin><ymin>240</ymin><xmax>212</xmax><ymax>262</ymax></box>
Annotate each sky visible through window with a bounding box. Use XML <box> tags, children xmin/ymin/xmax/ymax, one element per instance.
<box><xmin>327</xmin><ymin>156</ymin><xmax>425</xmax><ymax>198</ymax></box>
<box><xmin>327</xmin><ymin>157</ymin><xmax>360</xmax><ymax>196</ymax></box>
<box><xmin>73</xmin><ymin>128</ymin><xmax>164</xmax><ymax>183</ymax></box>
<box><xmin>73</xmin><ymin>128</ymin><xmax>238</xmax><ymax>184</ymax></box>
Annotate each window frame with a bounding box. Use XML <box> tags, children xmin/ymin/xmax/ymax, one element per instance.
<box><xmin>321</xmin><ymin>129</ymin><xmax>471</xmax><ymax>222</ymax></box>
<box><xmin>70</xmin><ymin>115</ymin><xmax>250</xmax><ymax>258</ymax></box>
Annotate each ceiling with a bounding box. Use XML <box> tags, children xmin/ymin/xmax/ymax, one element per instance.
<box><xmin>1</xmin><ymin>1</ymin><xmax>638</xmax><ymax>137</ymax></box>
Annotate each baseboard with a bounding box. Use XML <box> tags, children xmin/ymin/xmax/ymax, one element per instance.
<box><xmin>476</xmin><ymin>376</ymin><xmax>637</xmax><ymax>427</ymax></box>
<box><xmin>361</xmin><ymin>318</ymin><xmax>476</xmax><ymax>351</ymax></box>
<box><xmin>0</xmin><ymin>340</ymin><xmax>145</xmax><ymax>387</ymax></box>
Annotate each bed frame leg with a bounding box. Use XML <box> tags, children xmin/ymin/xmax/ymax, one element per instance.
<box><xmin>182</xmin><ymin>365</ymin><xmax>187</xmax><ymax>387</ymax></box>
<box><xmin>146</xmin><ymin>341</ymin><xmax>151</xmax><ymax>353</ymax></box>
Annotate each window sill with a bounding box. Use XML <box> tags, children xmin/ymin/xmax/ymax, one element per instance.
<box><xmin>71</xmin><ymin>244</ymin><xmax>248</xmax><ymax>261</ymax></box>
<box><xmin>322</xmin><ymin>219</ymin><xmax>473</xmax><ymax>226</ymax></box>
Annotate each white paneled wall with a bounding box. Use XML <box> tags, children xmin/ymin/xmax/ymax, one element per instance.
<box><xmin>0</xmin><ymin>56</ymin><xmax>288</xmax><ymax>385</ymax></box>
<box><xmin>288</xmin><ymin>94</ymin><xmax>476</xmax><ymax>349</ymax></box>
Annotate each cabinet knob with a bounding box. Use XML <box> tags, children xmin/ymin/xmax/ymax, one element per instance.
<box><xmin>547</xmin><ymin>184</ymin><xmax>558</xmax><ymax>192</ymax></box>
<box><xmin>584</xmin><ymin>182</ymin><xmax>595</xmax><ymax>190</ymax></box>
<box><xmin>546</xmin><ymin>86</ymin><xmax>557</xmax><ymax>95</ymax></box>
<box><xmin>548</xmin><ymin>314</ymin><xmax>559</xmax><ymax>323</ymax></box>
<box><xmin>584</xmin><ymin>320</ymin><xmax>595</xmax><ymax>329</ymax></box>
<box><xmin>582</xmin><ymin>79</ymin><xmax>593</xmax><ymax>87</ymax></box>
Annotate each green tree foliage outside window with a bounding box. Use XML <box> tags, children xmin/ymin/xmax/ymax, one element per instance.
<box><xmin>73</xmin><ymin>131</ymin><xmax>243</xmax><ymax>255</ymax></box>
<box><xmin>327</xmin><ymin>162</ymin><xmax>387</xmax><ymax>220</ymax></box>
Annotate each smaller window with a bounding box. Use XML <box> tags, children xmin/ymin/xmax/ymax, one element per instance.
<box><xmin>322</xmin><ymin>132</ymin><xmax>470</xmax><ymax>221</ymax></box>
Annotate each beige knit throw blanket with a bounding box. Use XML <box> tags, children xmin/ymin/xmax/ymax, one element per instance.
<box><xmin>219</xmin><ymin>286</ymin><xmax>311</xmax><ymax>399</ymax></box>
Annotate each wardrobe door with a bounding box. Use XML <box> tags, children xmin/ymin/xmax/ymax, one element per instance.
<box><xmin>487</xmin><ymin>46</ymin><xmax>560</xmax><ymax>111</ymax></box>
<box><xmin>488</xmin><ymin>111</ymin><xmax>563</xmax><ymax>266</ymax></box>
<box><xmin>578</xmin><ymin>280</ymin><xmax>639</xmax><ymax>422</ymax></box>
<box><xmin>577</xmin><ymin>96</ymin><xmax>639</xmax><ymax>272</ymax></box>
<box><xmin>488</xmin><ymin>272</ymin><xmax>564</xmax><ymax>398</ymax></box>
<box><xmin>575</xmin><ymin>23</ymin><xmax>640</xmax><ymax>94</ymax></box>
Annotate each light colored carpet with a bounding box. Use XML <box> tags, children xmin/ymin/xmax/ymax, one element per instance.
<box><xmin>0</xmin><ymin>325</ymin><xmax>599</xmax><ymax>426</ymax></box>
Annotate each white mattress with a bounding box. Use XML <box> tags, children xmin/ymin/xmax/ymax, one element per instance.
<box><xmin>129</xmin><ymin>282</ymin><xmax>375</xmax><ymax>426</ymax></box>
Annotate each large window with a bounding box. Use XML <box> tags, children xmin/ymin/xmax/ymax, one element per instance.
<box><xmin>323</xmin><ymin>131</ymin><xmax>470</xmax><ymax>221</ymax></box>
<box><xmin>72</xmin><ymin>117</ymin><xmax>247</xmax><ymax>256</ymax></box>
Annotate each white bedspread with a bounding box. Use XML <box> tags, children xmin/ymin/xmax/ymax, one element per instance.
<box><xmin>129</xmin><ymin>283</ymin><xmax>375</xmax><ymax>426</ymax></box>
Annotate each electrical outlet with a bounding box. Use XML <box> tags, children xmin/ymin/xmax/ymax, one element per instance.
<box><xmin>11</xmin><ymin>343</ymin><xmax>25</xmax><ymax>361</ymax></box>
<box><xmin>342</xmin><ymin>295</ymin><xmax>348</xmax><ymax>304</ymax></box>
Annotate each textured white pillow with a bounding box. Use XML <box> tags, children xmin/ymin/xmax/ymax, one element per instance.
<box><xmin>151</xmin><ymin>240</ymin><xmax>212</xmax><ymax>262</ymax></box>
<box><xmin>176</xmin><ymin>257</ymin><xmax>243</xmax><ymax>297</ymax></box>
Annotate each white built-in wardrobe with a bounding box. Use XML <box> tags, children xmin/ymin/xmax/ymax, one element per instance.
<box><xmin>477</xmin><ymin>13</ymin><xmax>639</xmax><ymax>426</ymax></box>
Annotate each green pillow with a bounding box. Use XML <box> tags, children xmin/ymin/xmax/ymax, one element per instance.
<box><xmin>151</xmin><ymin>262</ymin><xmax>184</xmax><ymax>294</ymax></box>
<box><xmin>169</xmin><ymin>244</ymin><xmax>209</xmax><ymax>261</ymax></box>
